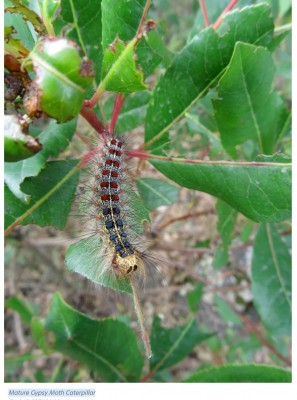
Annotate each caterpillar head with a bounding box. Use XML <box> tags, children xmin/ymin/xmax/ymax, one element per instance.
<box><xmin>116</xmin><ymin>253</ymin><xmax>145</xmax><ymax>275</ymax></box>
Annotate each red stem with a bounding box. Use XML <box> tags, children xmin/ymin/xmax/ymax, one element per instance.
<box><xmin>108</xmin><ymin>94</ymin><xmax>125</xmax><ymax>133</ymax></box>
<box><xmin>199</xmin><ymin>0</ymin><xmax>210</xmax><ymax>27</ymax></box>
<box><xmin>80</xmin><ymin>106</ymin><xmax>106</xmax><ymax>135</ymax></box>
<box><xmin>213</xmin><ymin>0</ymin><xmax>239</xmax><ymax>30</ymax></box>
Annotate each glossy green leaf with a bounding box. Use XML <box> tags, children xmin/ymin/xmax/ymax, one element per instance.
<box><xmin>5</xmin><ymin>295</ymin><xmax>36</xmax><ymax>325</ymax></box>
<box><xmin>4</xmin><ymin>118</ymin><xmax>77</xmax><ymax>203</ymax></box>
<box><xmin>5</xmin><ymin>0</ymin><xmax>46</xmax><ymax>35</ymax></box>
<box><xmin>61</xmin><ymin>0</ymin><xmax>102</xmax><ymax>82</ymax></box>
<box><xmin>5</xmin><ymin>160</ymin><xmax>80</xmax><ymax>230</ymax></box>
<box><xmin>65</xmin><ymin>235</ymin><xmax>132</xmax><ymax>295</ymax></box>
<box><xmin>104</xmin><ymin>91</ymin><xmax>151</xmax><ymax>132</ymax></box>
<box><xmin>187</xmin><ymin>282</ymin><xmax>204</xmax><ymax>312</ymax></box>
<box><xmin>30</xmin><ymin>37</ymin><xmax>94</xmax><ymax>122</ymax></box>
<box><xmin>136</xmin><ymin>177</ymin><xmax>179</xmax><ymax>211</ymax></box>
<box><xmin>45</xmin><ymin>292</ymin><xmax>144</xmax><ymax>382</ymax></box>
<box><xmin>149</xmin><ymin>316</ymin><xmax>212</xmax><ymax>374</ymax></box>
<box><xmin>214</xmin><ymin>295</ymin><xmax>242</xmax><ymax>326</ymax></box>
<box><xmin>150</xmin><ymin>157</ymin><xmax>291</xmax><ymax>223</ymax></box>
<box><xmin>184</xmin><ymin>364</ymin><xmax>292</xmax><ymax>383</ymax></box>
<box><xmin>213</xmin><ymin>42</ymin><xmax>282</xmax><ymax>158</ymax></box>
<box><xmin>213</xmin><ymin>200</ymin><xmax>237</xmax><ymax>268</ymax></box>
<box><xmin>145</xmin><ymin>4</ymin><xmax>274</xmax><ymax>148</ymax></box>
<box><xmin>252</xmin><ymin>224</ymin><xmax>291</xmax><ymax>337</ymax></box>
<box><xmin>101</xmin><ymin>38</ymin><xmax>147</xmax><ymax>93</ymax></box>
<box><xmin>4</xmin><ymin>116</ymin><xmax>42</xmax><ymax>162</ymax></box>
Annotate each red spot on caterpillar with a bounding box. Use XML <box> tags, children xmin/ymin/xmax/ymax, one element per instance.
<box><xmin>110</xmin><ymin>182</ymin><xmax>118</xmax><ymax>188</ymax></box>
<box><xmin>111</xmin><ymin>139</ymin><xmax>117</xmax><ymax>145</ymax></box>
<box><xmin>100</xmin><ymin>182</ymin><xmax>108</xmax><ymax>188</ymax></box>
<box><xmin>109</xmin><ymin>149</ymin><xmax>115</xmax><ymax>155</ymax></box>
<box><xmin>111</xmin><ymin>171</ymin><xmax>118</xmax><ymax>177</ymax></box>
<box><xmin>115</xmin><ymin>150</ymin><xmax>122</xmax><ymax>156</ymax></box>
<box><xmin>101</xmin><ymin>194</ymin><xmax>110</xmax><ymax>201</ymax></box>
<box><xmin>102</xmin><ymin>170</ymin><xmax>109</xmax><ymax>175</ymax></box>
<box><xmin>118</xmin><ymin>141</ymin><xmax>123</xmax><ymax>148</ymax></box>
<box><xmin>112</xmin><ymin>194</ymin><xmax>119</xmax><ymax>201</ymax></box>
<box><xmin>105</xmin><ymin>159</ymin><xmax>113</xmax><ymax>165</ymax></box>
<box><xmin>113</xmin><ymin>161</ymin><xmax>120</xmax><ymax>167</ymax></box>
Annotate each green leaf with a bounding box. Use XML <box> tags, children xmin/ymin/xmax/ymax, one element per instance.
<box><xmin>187</xmin><ymin>282</ymin><xmax>204</xmax><ymax>312</ymax></box>
<box><xmin>4</xmin><ymin>116</ymin><xmax>42</xmax><ymax>162</ymax></box>
<box><xmin>31</xmin><ymin>318</ymin><xmax>50</xmax><ymax>353</ymax></box>
<box><xmin>4</xmin><ymin>25</ymin><xmax>30</xmax><ymax>59</ymax></box>
<box><xmin>4</xmin><ymin>0</ymin><xmax>36</xmax><ymax>50</ymax></box>
<box><xmin>213</xmin><ymin>42</ymin><xmax>282</xmax><ymax>158</ymax></box>
<box><xmin>136</xmin><ymin>177</ymin><xmax>178</xmax><ymax>211</ymax></box>
<box><xmin>45</xmin><ymin>292</ymin><xmax>144</xmax><ymax>382</ymax></box>
<box><xmin>5</xmin><ymin>295</ymin><xmax>35</xmax><ymax>325</ymax></box>
<box><xmin>5</xmin><ymin>0</ymin><xmax>46</xmax><ymax>35</ymax></box>
<box><xmin>240</xmin><ymin>219</ymin><xmax>254</xmax><ymax>243</ymax></box>
<box><xmin>150</xmin><ymin>157</ymin><xmax>291</xmax><ymax>223</ymax></box>
<box><xmin>252</xmin><ymin>224</ymin><xmax>291</xmax><ymax>337</ymax></box>
<box><xmin>4</xmin><ymin>118</ymin><xmax>77</xmax><ymax>202</ymax></box>
<box><xmin>101</xmin><ymin>0</ymin><xmax>167</xmax><ymax>78</ymax></box>
<box><xmin>213</xmin><ymin>200</ymin><xmax>237</xmax><ymax>268</ymax></box>
<box><xmin>145</xmin><ymin>4</ymin><xmax>274</xmax><ymax>148</ymax></box>
<box><xmin>65</xmin><ymin>235</ymin><xmax>132</xmax><ymax>295</ymax></box>
<box><xmin>30</xmin><ymin>37</ymin><xmax>94</xmax><ymax>122</ymax></box>
<box><xmin>101</xmin><ymin>38</ymin><xmax>147</xmax><ymax>93</ymax></box>
<box><xmin>214</xmin><ymin>295</ymin><xmax>242</xmax><ymax>326</ymax></box>
<box><xmin>184</xmin><ymin>364</ymin><xmax>292</xmax><ymax>382</ymax></box>
<box><xmin>5</xmin><ymin>160</ymin><xmax>80</xmax><ymax>230</ymax></box>
<box><xmin>104</xmin><ymin>91</ymin><xmax>151</xmax><ymax>132</ymax></box>
<box><xmin>101</xmin><ymin>0</ymin><xmax>146</xmax><ymax>48</ymax></box>
<box><xmin>60</xmin><ymin>0</ymin><xmax>102</xmax><ymax>82</ymax></box>
<box><xmin>149</xmin><ymin>316</ymin><xmax>212</xmax><ymax>374</ymax></box>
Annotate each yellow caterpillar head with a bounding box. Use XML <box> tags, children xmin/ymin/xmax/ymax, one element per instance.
<box><xmin>116</xmin><ymin>253</ymin><xmax>145</xmax><ymax>275</ymax></box>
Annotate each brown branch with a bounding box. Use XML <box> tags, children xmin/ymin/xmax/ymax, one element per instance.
<box><xmin>156</xmin><ymin>209</ymin><xmax>216</xmax><ymax>231</ymax></box>
<box><xmin>136</xmin><ymin>0</ymin><xmax>152</xmax><ymax>36</ymax></box>
<box><xmin>238</xmin><ymin>314</ymin><xmax>292</xmax><ymax>367</ymax></box>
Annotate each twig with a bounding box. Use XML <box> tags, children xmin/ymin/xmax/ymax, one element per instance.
<box><xmin>130</xmin><ymin>277</ymin><xmax>152</xmax><ymax>359</ymax></box>
<box><xmin>238</xmin><ymin>314</ymin><xmax>292</xmax><ymax>367</ymax></box>
<box><xmin>213</xmin><ymin>0</ymin><xmax>239</xmax><ymax>30</ymax></box>
<box><xmin>156</xmin><ymin>209</ymin><xmax>216</xmax><ymax>231</ymax></box>
<box><xmin>199</xmin><ymin>0</ymin><xmax>210</xmax><ymax>27</ymax></box>
<box><xmin>136</xmin><ymin>0</ymin><xmax>152</xmax><ymax>36</ymax></box>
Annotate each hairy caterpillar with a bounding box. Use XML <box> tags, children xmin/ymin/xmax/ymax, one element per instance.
<box><xmin>67</xmin><ymin>131</ymin><xmax>157</xmax><ymax>357</ymax></box>
<box><xmin>70</xmin><ymin>132</ymin><xmax>155</xmax><ymax>290</ymax></box>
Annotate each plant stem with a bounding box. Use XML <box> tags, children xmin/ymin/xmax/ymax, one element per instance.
<box><xmin>199</xmin><ymin>0</ymin><xmax>210</xmax><ymax>27</ymax></box>
<box><xmin>80</xmin><ymin>106</ymin><xmax>106</xmax><ymax>134</ymax></box>
<box><xmin>130</xmin><ymin>277</ymin><xmax>152</xmax><ymax>359</ymax></box>
<box><xmin>136</xmin><ymin>0</ymin><xmax>152</xmax><ymax>36</ymax></box>
<box><xmin>108</xmin><ymin>94</ymin><xmax>125</xmax><ymax>133</ymax></box>
<box><xmin>213</xmin><ymin>0</ymin><xmax>239</xmax><ymax>30</ymax></box>
<box><xmin>126</xmin><ymin>149</ymin><xmax>291</xmax><ymax>167</ymax></box>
